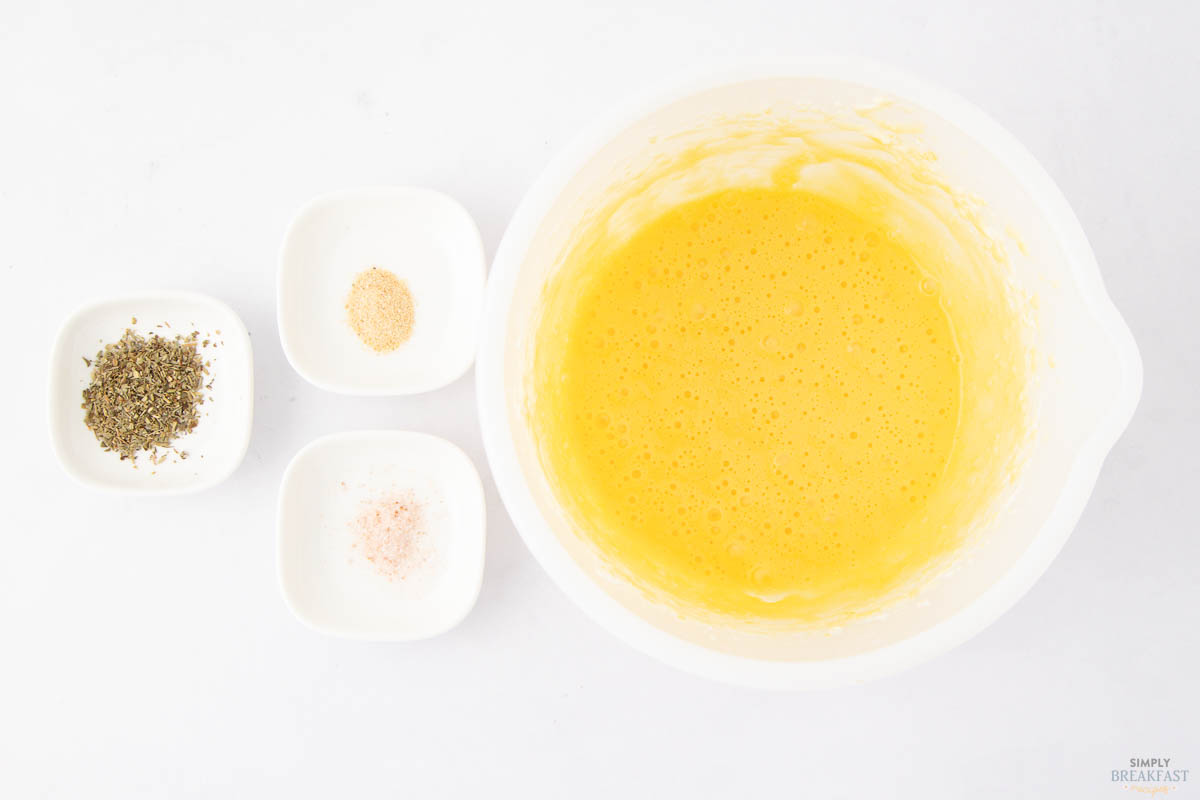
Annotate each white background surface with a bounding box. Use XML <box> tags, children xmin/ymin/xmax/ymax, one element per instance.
<box><xmin>2</xmin><ymin>1</ymin><xmax>1197</xmax><ymax>797</ymax></box>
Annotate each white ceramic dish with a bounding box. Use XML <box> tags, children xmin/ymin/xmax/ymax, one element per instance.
<box><xmin>48</xmin><ymin>291</ymin><xmax>254</xmax><ymax>494</ymax></box>
<box><xmin>476</xmin><ymin>61</ymin><xmax>1143</xmax><ymax>688</ymax></box>
<box><xmin>277</xmin><ymin>430</ymin><xmax>486</xmax><ymax>640</ymax></box>
<box><xmin>278</xmin><ymin>186</ymin><xmax>485</xmax><ymax>395</ymax></box>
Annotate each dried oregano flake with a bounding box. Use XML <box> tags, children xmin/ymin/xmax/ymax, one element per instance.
<box><xmin>81</xmin><ymin>328</ymin><xmax>209</xmax><ymax>462</ymax></box>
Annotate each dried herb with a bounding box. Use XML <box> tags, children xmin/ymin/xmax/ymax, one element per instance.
<box><xmin>81</xmin><ymin>328</ymin><xmax>209</xmax><ymax>461</ymax></box>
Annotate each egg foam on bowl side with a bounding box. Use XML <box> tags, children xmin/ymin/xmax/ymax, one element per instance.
<box><xmin>529</xmin><ymin>106</ymin><xmax>1033</xmax><ymax>629</ymax></box>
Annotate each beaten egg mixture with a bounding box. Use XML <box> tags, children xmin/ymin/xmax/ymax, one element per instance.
<box><xmin>532</xmin><ymin>115</ymin><xmax>1028</xmax><ymax>625</ymax></box>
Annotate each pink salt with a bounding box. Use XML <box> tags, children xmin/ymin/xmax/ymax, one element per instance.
<box><xmin>349</xmin><ymin>491</ymin><xmax>430</xmax><ymax>581</ymax></box>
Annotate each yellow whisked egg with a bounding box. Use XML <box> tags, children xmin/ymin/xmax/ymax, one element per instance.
<box><xmin>531</xmin><ymin>122</ymin><xmax>1029</xmax><ymax>626</ymax></box>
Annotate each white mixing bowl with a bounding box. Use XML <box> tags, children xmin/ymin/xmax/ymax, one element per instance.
<box><xmin>476</xmin><ymin>61</ymin><xmax>1141</xmax><ymax>688</ymax></box>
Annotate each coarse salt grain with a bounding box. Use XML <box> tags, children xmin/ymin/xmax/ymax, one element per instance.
<box><xmin>349</xmin><ymin>491</ymin><xmax>430</xmax><ymax>581</ymax></box>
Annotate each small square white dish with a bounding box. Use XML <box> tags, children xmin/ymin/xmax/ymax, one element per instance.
<box><xmin>277</xmin><ymin>430</ymin><xmax>486</xmax><ymax>641</ymax></box>
<box><xmin>48</xmin><ymin>291</ymin><xmax>254</xmax><ymax>494</ymax></box>
<box><xmin>277</xmin><ymin>186</ymin><xmax>485</xmax><ymax>395</ymax></box>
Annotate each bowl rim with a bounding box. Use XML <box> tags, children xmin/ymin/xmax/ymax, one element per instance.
<box><xmin>475</xmin><ymin>58</ymin><xmax>1143</xmax><ymax>688</ymax></box>
<box><xmin>47</xmin><ymin>289</ymin><xmax>255</xmax><ymax>496</ymax></box>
